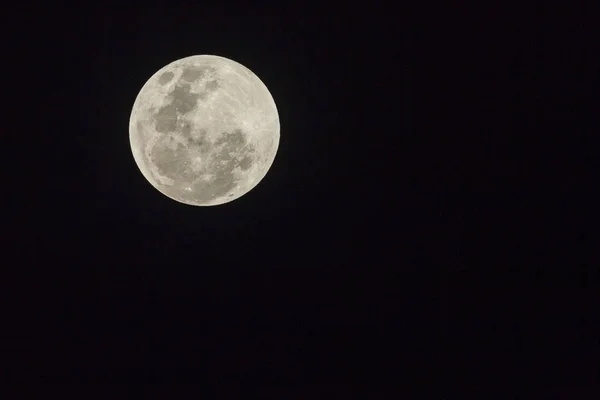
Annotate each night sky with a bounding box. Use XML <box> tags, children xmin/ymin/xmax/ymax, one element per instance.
<box><xmin>3</xmin><ymin>1</ymin><xmax>596</xmax><ymax>394</ymax></box>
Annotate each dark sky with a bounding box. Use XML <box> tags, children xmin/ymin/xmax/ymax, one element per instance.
<box><xmin>2</xmin><ymin>1</ymin><xmax>597</xmax><ymax>394</ymax></box>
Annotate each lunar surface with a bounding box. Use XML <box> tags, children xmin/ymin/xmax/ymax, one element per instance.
<box><xmin>129</xmin><ymin>54</ymin><xmax>280</xmax><ymax>206</ymax></box>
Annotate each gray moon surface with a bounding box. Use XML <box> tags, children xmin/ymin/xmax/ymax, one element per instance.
<box><xmin>129</xmin><ymin>55</ymin><xmax>280</xmax><ymax>206</ymax></box>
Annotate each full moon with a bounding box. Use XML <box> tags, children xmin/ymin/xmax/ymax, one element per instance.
<box><xmin>129</xmin><ymin>54</ymin><xmax>280</xmax><ymax>206</ymax></box>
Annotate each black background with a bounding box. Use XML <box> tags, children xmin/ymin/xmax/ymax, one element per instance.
<box><xmin>2</xmin><ymin>1</ymin><xmax>598</xmax><ymax>395</ymax></box>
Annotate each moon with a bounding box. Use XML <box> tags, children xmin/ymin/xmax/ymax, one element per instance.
<box><xmin>129</xmin><ymin>54</ymin><xmax>280</xmax><ymax>206</ymax></box>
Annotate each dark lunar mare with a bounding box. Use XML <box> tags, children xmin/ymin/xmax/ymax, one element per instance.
<box><xmin>186</xmin><ymin>128</ymin><xmax>257</xmax><ymax>203</ymax></box>
<box><xmin>149</xmin><ymin>128</ymin><xmax>257</xmax><ymax>203</ymax></box>
<box><xmin>158</xmin><ymin>71</ymin><xmax>174</xmax><ymax>85</ymax></box>
<box><xmin>152</xmin><ymin>66</ymin><xmax>217</xmax><ymax>134</ymax></box>
<box><xmin>180</xmin><ymin>65</ymin><xmax>213</xmax><ymax>82</ymax></box>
